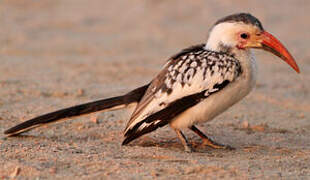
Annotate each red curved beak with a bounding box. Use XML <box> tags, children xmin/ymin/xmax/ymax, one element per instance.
<box><xmin>261</xmin><ymin>31</ymin><xmax>300</xmax><ymax>73</ymax></box>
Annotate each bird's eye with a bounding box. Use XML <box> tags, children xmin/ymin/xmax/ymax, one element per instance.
<box><xmin>240</xmin><ymin>33</ymin><xmax>249</xmax><ymax>39</ymax></box>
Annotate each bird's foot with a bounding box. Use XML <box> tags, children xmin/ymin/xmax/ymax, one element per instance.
<box><xmin>202</xmin><ymin>138</ymin><xmax>235</xmax><ymax>150</ymax></box>
<box><xmin>183</xmin><ymin>144</ymin><xmax>194</xmax><ymax>153</ymax></box>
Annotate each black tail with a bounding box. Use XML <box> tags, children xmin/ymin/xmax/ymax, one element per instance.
<box><xmin>4</xmin><ymin>84</ymin><xmax>149</xmax><ymax>136</ymax></box>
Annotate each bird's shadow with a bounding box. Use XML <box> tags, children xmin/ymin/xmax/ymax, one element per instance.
<box><xmin>4</xmin><ymin>133</ymin><xmax>291</xmax><ymax>155</ymax></box>
<box><xmin>125</xmin><ymin>136</ymin><xmax>240</xmax><ymax>154</ymax></box>
<box><xmin>3</xmin><ymin>133</ymin><xmax>237</xmax><ymax>153</ymax></box>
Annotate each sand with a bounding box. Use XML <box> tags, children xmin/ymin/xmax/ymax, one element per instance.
<box><xmin>0</xmin><ymin>0</ymin><xmax>309</xmax><ymax>179</ymax></box>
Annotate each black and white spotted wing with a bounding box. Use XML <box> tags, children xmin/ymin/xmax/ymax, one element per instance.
<box><xmin>123</xmin><ymin>44</ymin><xmax>242</xmax><ymax>144</ymax></box>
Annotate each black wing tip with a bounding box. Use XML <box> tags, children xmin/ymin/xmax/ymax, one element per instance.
<box><xmin>122</xmin><ymin>132</ymin><xmax>145</xmax><ymax>146</ymax></box>
<box><xmin>121</xmin><ymin>138</ymin><xmax>131</xmax><ymax>145</ymax></box>
<box><xmin>122</xmin><ymin>130</ymin><xmax>141</xmax><ymax>145</ymax></box>
<box><xmin>122</xmin><ymin>127</ymin><xmax>147</xmax><ymax>146</ymax></box>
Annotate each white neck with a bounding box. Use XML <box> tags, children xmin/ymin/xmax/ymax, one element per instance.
<box><xmin>204</xmin><ymin>22</ymin><xmax>257</xmax><ymax>87</ymax></box>
<box><xmin>204</xmin><ymin>22</ymin><xmax>254</xmax><ymax>64</ymax></box>
<box><xmin>205</xmin><ymin>23</ymin><xmax>238</xmax><ymax>52</ymax></box>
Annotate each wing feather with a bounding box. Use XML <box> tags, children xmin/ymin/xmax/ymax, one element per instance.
<box><xmin>124</xmin><ymin>45</ymin><xmax>242</xmax><ymax>140</ymax></box>
<box><xmin>123</xmin><ymin>80</ymin><xmax>231</xmax><ymax>145</ymax></box>
<box><xmin>122</xmin><ymin>90</ymin><xmax>207</xmax><ymax>145</ymax></box>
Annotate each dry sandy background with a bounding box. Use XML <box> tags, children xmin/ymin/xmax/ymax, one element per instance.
<box><xmin>0</xmin><ymin>0</ymin><xmax>309</xmax><ymax>179</ymax></box>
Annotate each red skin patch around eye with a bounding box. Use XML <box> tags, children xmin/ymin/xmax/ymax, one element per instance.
<box><xmin>237</xmin><ymin>32</ymin><xmax>250</xmax><ymax>49</ymax></box>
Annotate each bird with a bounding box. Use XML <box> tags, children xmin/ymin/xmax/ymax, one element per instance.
<box><xmin>4</xmin><ymin>13</ymin><xmax>300</xmax><ymax>152</ymax></box>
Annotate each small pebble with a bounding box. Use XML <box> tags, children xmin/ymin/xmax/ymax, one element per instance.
<box><xmin>91</xmin><ymin>116</ymin><xmax>99</xmax><ymax>124</ymax></box>
<box><xmin>242</xmin><ymin>121</ymin><xmax>249</xmax><ymax>129</ymax></box>
<box><xmin>10</xmin><ymin>167</ymin><xmax>21</xmax><ymax>178</ymax></box>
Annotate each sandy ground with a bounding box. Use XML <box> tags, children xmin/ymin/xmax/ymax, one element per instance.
<box><xmin>0</xmin><ymin>0</ymin><xmax>309</xmax><ymax>179</ymax></box>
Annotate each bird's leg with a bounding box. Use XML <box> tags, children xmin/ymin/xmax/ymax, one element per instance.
<box><xmin>173</xmin><ymin>129</ymin><xmax>193</xmax><ymax>152</ymax></box>
<box><xmin>189</xmin><ymin>125</ymin><xmax>234</xmax><ymax>150</ymax></box>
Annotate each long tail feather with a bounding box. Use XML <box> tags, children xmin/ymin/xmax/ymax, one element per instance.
<box><xmin>4</xmin><ymin>84</ymin><xmax>149</xmax><ymax>136</ymax></box>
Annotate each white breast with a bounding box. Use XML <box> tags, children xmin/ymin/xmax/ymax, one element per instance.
<box><xmin>170</xmin><ymin>50</ymin><xmax>257</xmax><ymax>129</ymax></box>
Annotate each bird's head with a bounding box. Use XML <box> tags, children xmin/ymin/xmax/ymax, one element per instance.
<box><xmin>206</xmin><ymin>13</ymin><xmax>300</xmax><ymax>73</ymax></box>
